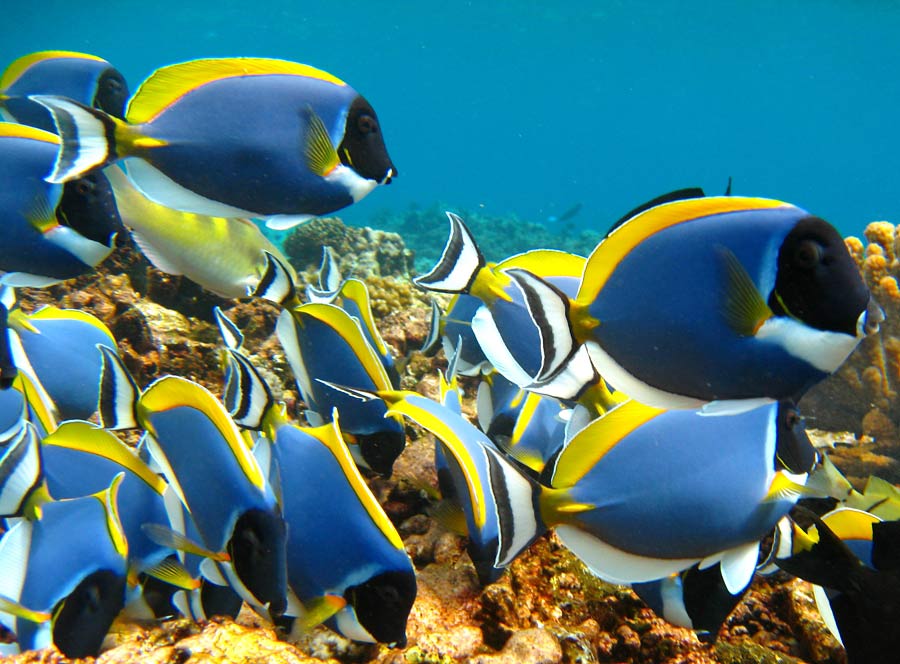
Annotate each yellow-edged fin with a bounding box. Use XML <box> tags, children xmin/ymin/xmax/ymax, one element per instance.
<box><xmin>14</xmin><ymin>371</ymin><xmax>58</xmax><ymax>435</ymax></box>
<box><xmin>497</xmin><ymin>249</ymin><xmax>586</xmax><ymax>278</ymax></box>
<box><xmin>763</xmin><ymin>473</ymin><xmax>815</xmax><ymax>503</ymax></box>
<box><xmin>0</xmin><ymin>594</ymin><xmax>50</xmax><ymax>624</ymax></box>
<box><xmin>296</xmin><ymin>595</ymin><xmax>347</xmax><ymax>632</ymax></box>
<box><xmin>339</xmin><ymin>279</ymin><xmax>389</xmax><ymax>357</ymax></box>
<box><xmin>577</xmin><ymin>197</ymin><xmax>789</xmax><ymax>307</ymax></box>
<box><xmin>127</xmin><ymin>57</ymin><xmax>347</xmax><ymax>125</ymax></box>
<box><xmin>0</xmin><ymin>51</ymin><xmax>105</xmax><ymax>91</ymax></box>
<box><xmin>719</xmin><ymin>248</ymin><xmax>774</xmax><ymax>335</ymax></box>
<box><xmin>24</xmin><ymin>192</ymin><xmax>60</xmax><ymax>235</ymax></box>
<box><xmin>143</xmin><ymin>558</ymin><xmax>200</xmax><ymax>590</ymax></box>
<box><xmin>297</xmin><ymin>303</ymin><xmax>394</xmax><ymax>391</ymax></box>
<box><xmin>93</xmin><ymin>472</ymin><xmax>128</xmax><ymax>558</ymax></box>
<box><xmin>306</xmin><ymin>418</ymin><xmax>404</xmax><ymax>550</ymax></box>
<box><xmin>305</xmin><ymin>107</ymin><xmax>340</xmax><ymax>177</ymax></box>
<box><xmin>43</xmin><ymin>421</ymin><xmax>167</xmax><ymax>495</ymax></box>
<box><xmin>7</xmin><ymin>309</ymin><xmax>38</xmax><ymax>334</ymax></box>
<box><xmin>141</xmin><ymin>523</ymin><xmax>230</xmax><ymax>562</ymax></box>
<box><xmin>26</xmin><ymin>306</ymin><xmax>116</xmax><ymax>342</ymax></box>
<box><xmin>384</xmin><ymin>394</ymin><xmax>488</xmax><ymax>530</ymax></box>
<box><xmin>0</xmin><ymin>122</ymin><xmax>60</xmax><ymax>143</ymax></box>
<box><xmin>792</xmin><ymin>520</ymin><xmax>819</xmax><ymax>554</ymax></box>
<box><xmin>821</xmin><ymin>509</ymin><xmax>880</xmax><ymax>542</ymax></box>
<box><xmin>139</xmin><ymin>376</ymin><xmax>266</xmax><ymax>491</ymax></box>
<box><xmin>551</xmin><ymin>400</ymin><xmax>662</xmax><ymax>488</ymax></box>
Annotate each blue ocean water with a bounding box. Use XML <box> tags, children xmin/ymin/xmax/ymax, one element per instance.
<box><xmin>4</xmin><ymin>0</ymin><xmax>899</xmax><ymax>239</ymax></box>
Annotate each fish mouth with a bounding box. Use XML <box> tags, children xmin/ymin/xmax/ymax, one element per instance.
<box><xmin>380</xmin><ymin>167</ymin><xmax>397</xmax><ymax>185</ymax></box>
<box><xmin>859</xmin><ymin>297</ymin><xmax>885</xmax><ymax>336</ymax></box>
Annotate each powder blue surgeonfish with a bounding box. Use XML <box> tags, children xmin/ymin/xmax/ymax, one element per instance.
<box><xmin>97</xmin><ymin>347</ymin><xmax>288</xmax><ymax>619</ymax></box>
<box><xmin>415</xmin><ymin>212</ymin><xmax>588</xmax><ymax>385</ymax></box>
<box><xmin>0</xmin><ymin>123</ymin><xmax>122</xmax><ymax>287</ymax></box>
<box><xmin>0</xmin><ymin>50</ymin><xmax>128</xmax><ymax>132</ymax></box>
<box><xmin>507</xmin><ymin>192</ymin><xmax>883</xmax><ymax>412</ymax></box>
<box><xmin>0</xmin><ymin>475</ymin><xmax>128</xmax><ymax>659</ymax></box>
<box><xmin>539</xmin><ymin>399</ymin><xmax>818</xmax><ymax>592</ymax></box>
<box><xmin>251</xmin><ymin>254</ymin><xmax>406</xmax><ymax>477</ymax></box>
<box><xmin>222</xmin><ymin>348</ymin><xmax>416</xmax><ymax>645</ymax></box>
<box><xmin>5</xmin><ymin>288</ymin><xmax>118</xmax><ymax>420</ymax></box>
<box><xmin>33</xmin><ymin>57</ymin><xmax>395</xmax><ymax>229</ymax></box>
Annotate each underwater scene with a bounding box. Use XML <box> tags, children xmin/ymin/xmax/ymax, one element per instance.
<box><xmin>2</xmin><ymin>2</ymin><xmax>900</xmax><ymax>663</ymax></box>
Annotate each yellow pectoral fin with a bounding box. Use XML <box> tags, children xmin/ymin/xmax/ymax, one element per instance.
<box><xmin>0</xmin><ymin>594</ymin><xmax>51</xmax><ymax>624</ymax></box>
<box><xmin>296</xmin><ymin>595</ymin><xmax>347</xmax><ymax>632</ymax></box>
<box><xmin>719</xmin><ymin>247</ymin><xmax>773</xmax><ymax>336</ymax></box>
<box><xmin>304</xmin><ymin>108</ymin><xmax>340</xmax><ymax>176</ymax></box>
<box><xmin>143</xmin><ymin>558</ymin><xmax>201</xmax><ymax>590</ymax></box>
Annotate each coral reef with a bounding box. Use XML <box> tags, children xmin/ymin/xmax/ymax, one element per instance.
<box><xmin>284</xmin><ymin>216</ymin><xmax>415</xmax><ymax>278</ymax></box>
<box><xmin>370</xmin><ymin>203</ymin><xmax>600</xmax><ymax>273</ymax></box>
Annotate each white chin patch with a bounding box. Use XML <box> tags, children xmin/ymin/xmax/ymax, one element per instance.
<box><xmin>755</xmin><ymin>317</ymin><xmax>859</xmax><ymax>373</ymax></box>
<box><xmin>328</xmin><ymin>165</ymin><xmax>377</xmax><ymax>202</ymax></box>
<box><xmin>334</xmin><ymin>606</ymin><xmax>377</xmax><ymax>643</ymax></box>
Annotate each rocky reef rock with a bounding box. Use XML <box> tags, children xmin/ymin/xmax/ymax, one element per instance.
<box><xmin>284</xmin><ymin>216</ymin><xmax>414</xmax><ymax>279</ymax></box>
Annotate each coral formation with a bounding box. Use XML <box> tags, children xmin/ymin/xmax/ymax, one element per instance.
<box><xmin>284</xmin><ymin>216</ymin><xmax>415</xmax><ymax>278</ymax></box>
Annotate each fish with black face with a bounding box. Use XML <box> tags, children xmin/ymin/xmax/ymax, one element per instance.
<box><xmin>0</xmin><ymin>50</ymin><xmax>129</xmax><ymax>132</ymax></box>
<box><xmin>0</xmin><ymin>123</ymin><xmax>120</xmax><ymax>287</ymax></box>
<box><xmin>502</xmin><ymin>191</ymin><xmax>882</xmax><ymax>412</ymax></box>
<box><xmin>344</xmin><ymin>571</ymin><xmax>416</xmax><ymax>647</ymax></box>
<box><xmin>51</xmin><ymin>569</ymin><xmax>126</xmax><ymax>659</ymax></box>
<box><xmin>96</xmin><ymin>348</ymin><xmax>287</xmax><ymax>619</ymax></box>
<box><xmin>32</xmin><ymin>57</ymin><xmax>395</xmax><ymax>230</ymax></box>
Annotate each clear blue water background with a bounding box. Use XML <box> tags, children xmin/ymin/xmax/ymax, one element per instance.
<box><xmin>4</xmin><ymin>0</ymin><xmax>899</xmax><ymax>239</ymax></box>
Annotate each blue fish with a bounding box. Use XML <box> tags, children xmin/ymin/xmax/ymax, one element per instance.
<box><xmin>270</xmin><ymin>292</ymin><xmax>406</xmax><ymax>477</ymax></box>
<box><xmin>33</xmin><ymin>57</ymin><xmax>395</xmax><ymax>229</ymax></box>
<box><xmin>378</xmin><ymin>389</ymin><xmax>545</xmax><ymax>584</ymax></box>
<box><xmin>0</xmin><ymin>123</ymin><xmax>121</xmax><ymax>287</ymax></box>
<box><xmin>540</xmin><ymin>399</ymin><xmax>817</xmax><ymax>590</ymax></box>
<box><xmin>415</xmin><ymin>212</ymin><xmax>587</xmax><ymax>385</ymax></box>
<box><xmin>506</xmin><ymin>193</ymin><xmax>882</xmax><ymax>412</ymax></box>
<box><xmin>0</xmin><ymin>474</ymin><xmax>128</xmax><ymax>658</ymax></box>
<box><xmin>6</xmin><ymin>289</ymin><xmax>118</xmax><ymax>420</ymax></box>
<box><xmin>493</xmin><ymin>390</ymin><xmax>568</xmax><ymax>477</ymax></box>
<box><xmin>0</xmin><ymin>50</ymin><xmax>128</xmax><ymax>132</ymax></box>
<box><xmin>222</xmin><ymin>348</ymin><xmax>416</xmax><ymax>644</ymax></box>
<box><xmin>306</xmin><ymin>248</ymin><xmax>400</xmax><ymax>386</ymax></box>
<box><xmin>97</xmin><ymin>347</ymin><xmax>287</xmax><ymax>618</ymax></box>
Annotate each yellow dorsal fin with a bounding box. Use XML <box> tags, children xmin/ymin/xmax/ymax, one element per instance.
<box><xmin>27</xmin><ymin>306</ymin><xmax>116</xmax><ymax>342</ymax></box>
<box><xmin>43</xmin><ymin>421</ymin><xmax>167</xmax><ymax>495</ymax></box>
<box><xmin>338</xmin><ymin>279</ymin><xmax>389</xmax><ymax>357</ymax></box>
<box><xmin>127</xmin><ymin>57</ymin><xmax>347</xmax><ymax>124</ymax></box>
<box><xmin>139</xmin><ymin>376</ymin><xmax>266</xmax><ymax>490</ymax></box>
<box><xmin>0</xmin><ymin>122</ymin><xmax>60</xmax><ymax>143</ymax></box>
<box><xmin>305</xmin><ymin>417</ymin><xmax>404</xmax><ymax>550</ymax></box>
<box><xmin>497</xmin><ymin>249</ymin><xmax>586</xmax><ymax>278</ymax></box>
<box><xmin>551</xmin><ymin>400</ymin><xmax>662</xmax><ymax>488</ymax></box>
<box><xmin>1</xmin><ymin>51</ymin><xmax>105</xmax><ymax>91</ymax></box>
<box><xmin>577</xmin><ymin>197</ymin><xmax>789</xmax><ymax>307</ymax></box>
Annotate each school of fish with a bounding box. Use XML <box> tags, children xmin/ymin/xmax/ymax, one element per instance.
<box><xmin>0</xmin><ymin>50</ymin><xmax>896</xmax><ymax>664</ymax></box>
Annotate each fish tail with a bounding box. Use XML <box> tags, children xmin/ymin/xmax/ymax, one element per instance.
<box><xmin>97</xmin><ymin>345</ymin><xmax>141</xmax><ymax>429</ymax></box>
<box><xmin>414</xmin><ymin>212</ymin><xmax>485</xmax><ymax>293</ymax></box>
<box><xmin>28</xmin><ymin>95</ymin><xmax>164</xmax><ymax>183</ymax></box>
<box><xmin>504</xmin><ymin>268</ymin><xmax>580</xmax><ymax>384</ymax></box>
<box><xmin>775</xmin><ymin>510</ymin><xmax>863</xmax><ymax>591</ymax></box>
<box><xmin>252</xmin><ymin>251</ymin><xmax>299</xmax><ymax>308</ymax></box>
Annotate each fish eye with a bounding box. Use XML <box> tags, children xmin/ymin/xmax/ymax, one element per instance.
<box><xmin>785</xmin><ymin>409</ymin><xmax>801</xmax><ymax>428</ymax></box>
<box><xmin>794</xmin><ymin>240</ymin><xmax>823</xmax><ymax>269</ymax></box>
<box><xmin>75</xmin><ymin>180</ymin><xmax>94</xmax><ymax>196</ymax></box>
<box><xmin>357</xmin><ymin>114</ymin><xmax>378</xmax><ymax>134</ymax></box>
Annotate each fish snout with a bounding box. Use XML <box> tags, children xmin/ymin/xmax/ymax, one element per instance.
<box><xmin>381</xmin><ymin>167</ymin><xmax>397</xmax><ymax>185</ymax></box>
<box><xmin>861</xmin><ymin>297</ymin><xmax>885</xmax><ymax>336</ymax></box>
